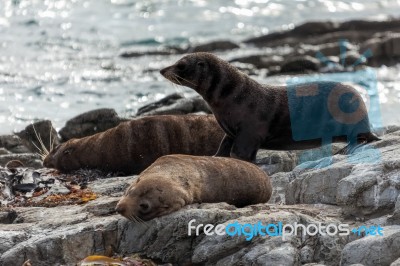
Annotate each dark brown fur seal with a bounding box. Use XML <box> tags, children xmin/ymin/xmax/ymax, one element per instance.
<box><xmin>43</xmin><ymin>115</ymin><xmax>224</xmax><ymax>174</ymax></box>
<box><xmin>115</xmin><ymin>154</ymin><xmax>272</xmax><ymax>221</ymax></box>
<box><xmin>160</xmin><ymin>52</ymin><xmax>380</xmax><ymax>161</ymax></box>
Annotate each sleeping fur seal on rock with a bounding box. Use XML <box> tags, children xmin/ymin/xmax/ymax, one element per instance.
<box><xmin>115</xmin><ymin>154</ymin><xmax>272</xmax><ymax>221</ymax></box>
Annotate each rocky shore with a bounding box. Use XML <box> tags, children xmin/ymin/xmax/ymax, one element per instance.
<box><xmin>121</xmin><ymin>18</ymin><xmax>400</xmax><ymax>76</ymax></box>
<box><xmin>1</xmin><ymin>18</ymin><xmax>400</xmax><ymax>266</ymax></box>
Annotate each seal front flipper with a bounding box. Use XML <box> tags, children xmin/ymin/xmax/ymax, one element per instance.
<box><xmin>230</xmin><ymin>130</ymin><xmax>261</xmax><ymax>162</ymax></box>
<box><xmin>215</xmin><ymin>134</ymin><xmax>234</xmax><ymax>157</ymax></box>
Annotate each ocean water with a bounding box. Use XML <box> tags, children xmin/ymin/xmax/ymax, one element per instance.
<box><xmin>0</xmin><ymin>0</ymin><xmax>400</xmax><ymax>134</ymax></box>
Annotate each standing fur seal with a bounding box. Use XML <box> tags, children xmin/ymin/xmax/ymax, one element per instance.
<box><xmin>115</xmin><ymin>154</ymin><xmax>272</xmax><ymax>221</ymax></box>
<box><xmin>160</xmin><ymin>52</ymin><xmax>380</xmax><ymax>161</ymax></box>
<box><xmin>43</xmin><ymin>115</ymin><xmax>224</xmax><ymax>174</ymax></box>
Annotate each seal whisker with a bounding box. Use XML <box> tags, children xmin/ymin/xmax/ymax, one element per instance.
<box><xmin>35</xmin><ymin>152</ymin><xmax>46</xmax><ymax>161</ymax></box>
<box><xmin>173</xmin><ymin>73</ymin><xmax>197</xmax><ymax>86</ymax></box>
<box><xmin>135</xmin><ymin>215</ymin><xmax>150</xmax><ymax>228</ymax></box>
<box><xmin>31</xmin><ymin>141</ymin><xmax>47</xmax><ymax>160</ymax></box>
<box><xmin>131</xmin><ymin>215</ymin><xmax>141</xmax><ymax>224</ymax></box>
<box><xmin>128</xmin><ymin>214</ymin><xmax>137</xmax><ymax>223</ymax></box>
<box><xmin>135</xmin><ymin>215</ymin><xmax>149</xmax><ymax>227</ymax></box>
<box><xmin>171</xmin><ymin>75</ymin><xmax>182</xmax><ymax>86</ymax></box>
<box><xmin>31</xmin><ymin>123</ymin><xmax>49</xmax><ymax>155</ymax></box>
<box><xmin>133</xmin><ymin>215</ymin><xmax>141</xmax><ymax>223</ymax></box>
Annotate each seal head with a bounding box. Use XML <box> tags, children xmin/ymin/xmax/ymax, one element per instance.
<box><xmin>160</xmin><ymin>52</ymin><xmax>239</xmax><ymax>102</ymax></box>
<box><xmin>43</xmin><ymin>140</ymin><xmax>80</xmax><ymax>172</ymax></box>
<box><xmin>115</xmin><ymin>176</ymin><xmax>189</xmax><ymax>221</ymax></box>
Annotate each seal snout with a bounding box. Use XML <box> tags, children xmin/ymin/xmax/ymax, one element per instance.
<box><xmin>115</xmin><ymin>201</ymin><xmax>127</xmax><ymax>216</ymax></box>
<box><xmin>42</xmin><ymin>155</ymin><xmax>54</xmax><ymax>168</ymax></box>
<box><xmin>160</xmin><ymin>66</ymin><xmax>170</xmax><ymax>77</ymax></box>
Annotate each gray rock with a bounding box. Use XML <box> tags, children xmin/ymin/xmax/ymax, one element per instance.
<box><xmin>388</xmin><ymin>195</ymin><xmax>400</xmax><ymax>224</ymax></box>
<box><xmin>230</xmin><ymin>55</ymin><xmax>284</xmax><ymax>70</ymax></box>
<box><xmin>244</xmin><ymin>19</ymin><xmax>400</xmax><ymax>48</ymax></box>
<box><xmin>136</xmin><ymin>93</ymin><xmax>211</xmax><ymax>116</ymax></box>
<box><xmin>301</xmin><ymin>245</ymin><xmax>315</xmax><ymax>263</ymax></box>
<box><xmin>363</xmin><ymin>33</ymin><xmax>400</xmax><ymax>66</ymax></box>
<box><xmin>256</xmin><ymin>149</ymin><xmax>299</xmax><ymax>175</ymax></box>
<box><xmin>0</xmin><ymin>148</ymin><xmax>10</xmax><ymax>155</ymax></box>
<box><xmin>59</xmin><ymin>108</ymin><xmax>122</xmax><ymax>141</ymax></box>
<box><xmin>119</xmin><ymin>48</ymin><xmax>181</xmax><ymax>58</ymax></box>
<box><xmin>89</xmin><ymin>175</ymin><xmax>135</xmax><ymax>196</ymax></box>
<box><xmin>285</xmin><ymin>132</ymin><xmax>400</xmax><ymax>214</ymax></box>
<box><xmin>280</xmin><ymin>55</ymin><xmax>320</xmax><ymax>74</ymax></box>
<box><xmin>0</xmin><ymin>173</ymin><xmax>133</xmax><ymax>266</ymax></box>
<box><xmin>391</xmin><ymin>257</ymin><xmax>400</xmax><ymax>266</ymax></box>
<box><xmin>268</xmin><ymin>172</ymin><xmax>291</xmax><ymax>204</ymax></box>
<box><xmin>0</xmin><ymin>135</ymin><xmax>30</xmax><ymax>154</ymax></box>
<box><xmin>255</xmin><ymin>243</ymin><xmax>300</xmax><ymax>266</ymax></box>
<box><xmin>136</xmin><ymin>93</ymin><xmax>184</xmax><ymax>115</ymax></box>
<box><xmin>0</xmin><ymin>153</ymin><xmax>42</xmax><ymax>168</ymax></box>
<box><xmin>189</xmin><ymin>40</ymin><xmax>240</xmax><ymax>53</ymax></box>
<box><xmin>341</xmin><ymin>225</ymin><xmax>400</xmax><ymax>266</ymax></box>
<box><xmin>296</xmin><ymin>41</ymin><xmax>357</xmax><ymax>58</ymax></box>
<box><xmin>119</xmin><ymin>40</ymin><xmax>240</xmax><ymax>58</ymax></box>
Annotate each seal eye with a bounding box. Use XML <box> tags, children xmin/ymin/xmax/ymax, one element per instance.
<box><xmin>197</xmin><ymin>61</ymin><xmax>205</xmax><ymax>68</ymax></box>
<box><xmin>176</xmin><ymin>63</ymin><xmax>186</xmax><ymax>71</ymax></box>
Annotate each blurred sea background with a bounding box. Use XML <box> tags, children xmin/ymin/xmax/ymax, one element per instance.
<box><xmin>0</xmin><ymin>0</ymin><xmax>400</xmax><ymax>134</ymax></box>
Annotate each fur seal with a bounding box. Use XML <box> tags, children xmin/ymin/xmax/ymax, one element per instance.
<box><xmin>160</xmin><ymin>52</ymin><xmax>380</xmax><ymax>161</ymax></box>
<box><xmin>43</xmin><ymin>115</ymin><xmax>224</xmax><ymax>174</ymax></box>
<box><xmin>115</xmin><ymin>154</ymin><xmax>272</xmax><ymax>221</ymax></box>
